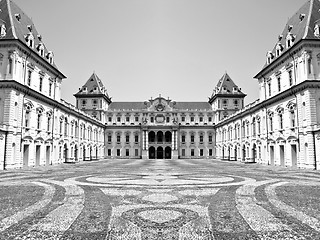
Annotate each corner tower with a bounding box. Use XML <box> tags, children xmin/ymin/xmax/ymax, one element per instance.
<box><xmin>74</xmin><ymin>73</ymin><xmax>112</xmax><ymax>121</ymax></box>
<box><xmin>208</xmin><ymin>72</ymin><xmax>246</xmax><ymax>122</ymax></box>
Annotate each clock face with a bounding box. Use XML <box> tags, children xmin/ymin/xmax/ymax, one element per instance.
<box><xmin>156</xmin><ymin>104</ymin><xmax>165</xmax><ymax>112</ymax></box>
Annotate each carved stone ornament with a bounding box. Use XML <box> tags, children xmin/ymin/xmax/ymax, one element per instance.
<box><xmin>0</xmin><ymin>134</ymin><xmax>3</xmax><ymax>140</ymax></box>
<box><xmin>156</xmin><ymin>103</ymin><xmax>165</xmax><ymax>112</ymax></box>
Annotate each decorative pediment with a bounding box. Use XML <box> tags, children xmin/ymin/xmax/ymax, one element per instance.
<box><xmin>146</xmin><ymin>95</ymin><xmax>174</xmax><ymax>112</ymax></box>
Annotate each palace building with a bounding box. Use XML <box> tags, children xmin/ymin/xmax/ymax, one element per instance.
<box><xmin>1</xmin><ymin>0</ymin><xmax>320</xmax><ymax>170</ymax></box>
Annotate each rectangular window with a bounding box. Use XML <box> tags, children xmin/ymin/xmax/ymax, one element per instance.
<box><xmin>47</xmin><ymin>117</ymin><xmax>51</xmax><ymax>131</ymax></box>
<box><xmin>108</xmin><ymin>135</ymin><xmax>112</xmax><ymax>143</ymax></box>
<box><xmin>291</xmin><ymin>111</ymin><xmax>295</xmax><ymax>127</ymax></box>
<box><xmin>49</xmin><ymin>82</ymin><xmax>52</xmax><ymax>96</ymax></box>
<box><xmin>200</xmin><ymin>149</ymin><xmax>203</xmax><ymax>156</ymax></box>
<box><xmin>166</xmin><ymin>117</ymin><xmax>170</xmax><ymax>123</ymax></box>
<box><xmin>39</xmin><ymin>77</ymin><xmax>43</xmax><ymax>92</ymax></box>
<box><xmin>199</xmin><ymin>135</ymin><xmax>203</xmax><ymax>143</ymax></box>
<box><xmin>117</xmin><ymin>135</ymin><xmax>121</xmax><ymax>143</ymax></box>
<box><xmin>288</xmin><ymin>70</ymin><xmax>293</xmax><ymax>86</ymax></box>
<box><xmin>150</xmin><ymin>117</ymin><xmax>154</xmax><ymax>123</ymax></box>
<box><xmin>135</xmin><ymin>135</ymin><xmax>139</xmax><ymax>143</ymax></box>
<box><xmin>37</xmin><ymin>114</ymin><xmax>41</xmax><ymax>129</ymax></box>
<box><xmin>268</xmin><ymin>82</ymin><xmax>271</xmax><ymax>96</ymax></box>
<box><xmin>108</xmin><ymin>117</ymin><xmax>112</xmax><ymax>122</ymax></box>
<box><xmin>269</xmin><ymin>117</ymin><xmax>273</xmax><ymax>132</ymax></box>
<box><xmin>126</xmin><ymin>116</ymin><xmax>130</xmax><ymax>122</ymax></box>
<box><xmin>117</xmin><ymin>117</ymin><xmax>121</xmax><ymax>122</ymax></box>
<box><xmin>208</xmin><ymin>117</ymin><xmax>212</xmax><ymax>122</ymax></box>
<box><xmin>27</xmin><ymin>70</ymin><xmax>32</xmax><ymax>86</ymax></box>
<box><xmin>191</xmin><ymin>149</ymin><xmax>195</xmax><ymax>157</ymax></box>
<box><xmin>208</xmin><ymin>135</ymin><xmax>212</xmax><ymax>143</ymax></box>
<box><xmin>199</xmin><ymin>117</ymin><xmax>203</xmax><ymax>122</ymax></box>
<box><xmin>190</xmin><ymin>117</ymin><xmax>194</xmax><ymax>122</ymax></box>
<box><xmin>209</xmin><ymin>149</ymin><xmax>213</xmax><ymax>156</ymax></box>
<box><xmin>191</xmin><ymin>135</ymin><xmax>194</xmax><ymax>143</ymax></box>
<box><xmin>135</xmin><ymin>116</ymin><xmax>139</xmax><ymax>121</ymax></box>
<box><xmin>135</xmin><ymin>149</ymin><xmax>139</xmax><ymax>156</ymax></box>
<box><xmin>279</xmin><ymin>114</ymin><xmax>283</xmax><ymax>129</ymax></box>
<box><xmin>117</xmin><ymin>149</ymin><xmax>120</xmax><ymax>156</ymax></box>
<box><xmin>126</xmin><ymin>149</ymin><xmax>129</xmax><ymax>157</ymax></box>
<box><xmin>126</xmin><ymin>135</ymin><xmax>130</xmax><ymax>143</ymax></box>
<box><xmin>277</xmin><ymin>77</ymin><xmax>281</xmax><ymax>92</ymax></box>
<box><xmin>25</xmin><ymin>111</ymin><xmax>29</xmax><ymax>127</ymax></box>
<box><xmin>108</xmin><ymin>149</ymin><xmax>111</xmax><ymax>156</ymax></box>
<box><xmin>181</xmin><ymin>135</ymin><xmax>186</xmax><ymax>143</ymax></box>
<box><xmin>181</xmin><ymin>116</ymin><xmax>185</xmax><ymax>122</ymax></box>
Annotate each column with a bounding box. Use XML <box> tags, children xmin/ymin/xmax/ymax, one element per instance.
<box><xmin>146</xmin><ymin>131</ymin><xmax>149</xmax><ymax>150</ymax></box>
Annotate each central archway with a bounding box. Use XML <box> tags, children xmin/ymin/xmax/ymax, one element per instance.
<box><xmin>157</xmin><ymin>146</ymin><xmax>164</xmax><ymax>159</ymax></box>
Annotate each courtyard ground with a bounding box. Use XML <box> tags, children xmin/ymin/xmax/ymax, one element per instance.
<box><xmin>0</xmin><ymin>158</ymin><xmax>320</xmax><ymax>239</ymax></box>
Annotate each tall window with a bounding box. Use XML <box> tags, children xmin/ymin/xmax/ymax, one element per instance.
<box><xmin>181</xmin><ymin>135</ymin><xmax>186</xmax><ymax>143</ymax></box>
<box><xmin>135</xmin><ymin>135</ymin><xmax>139</xmax><ymax>143</ymax></box>
<box><xmin>25</xmin><ymin>111</ymin><xmax>30</xmax><ymax>127</ymax></box>
<box><xmin>27</xmin><ymin>70</ymin><xmax>32</xmax><ymax>86</ymax></box>
<box><xmin>277</xmin><ymin>77</ymin><xmax>281</xmax><ymax>92</ymax></box>
<box><xmin>308</xmin><ymin>58</ymin><xmax>312</xmax><ymax>74</ymax></box>
<box><xmin>108</xmin><ymin>135</ymin><xmax>112</xmax><ymax>143</ymax></box>
<box><xmin>257</xmin><ymin>119</ymin><xmax>261</xmax><ymax>134</ymax></box>
<box><xmin>47</xmin><ymin>115</ymin><xmax>51</xmax><ymax>132</ymax></box>
<box><xmin>269</xmin><ymin>115</ymin><xmax>273</xmax><ymax>132</ymax></box>
<box><xmin>290</xmin><ymin>111</ymin><xmax>295</xmax><ymax>127</ymax></box>
<box><xmin>279</xmin><ymin>113</ymin><xmax>283</xmax><ymax>129</ymax></box>
<box><xmin>208</xmin><ymin>135</ymin><xmax>213</xmax><ymax>143</ymax></box>
<box><xmin>190</xmin><ymin>135</ymin><xmax>194</xmax><ymax>143</ymax></box>
<box><xmin>49</xmin><ymin>82</ymin><xmax>52</xmax><ymax>96</ymax></box>
<box><xmin>126</xmin><ymin>135</ymin><xmax>130</xmax><ymax>143</ymax></box>
<box><xmin>117</xmin><ymin>135</ymin><xmax>121</xmax><ymax>143</ymax></box>
<box><xmin>268</xmin><ymin>82</ymin><xmax>271</xmax><ymax>96</ymax></box>
<box><xmin>36</xmin><ymin>111</ymin><xmax>42</xmax><ymax>130</ymax></box>
<box><xmin>39</xmin><ymin>77</ymin><xmax>43</xmax><ymax>92</ymax></box>
<box><xmin>64</xmin><ymin>118</ymin><xmax>68</xmax><ymax>136</ymax></box>
<box><xmin>199</xmin><ymin>135</ymin><xmax>203</xmax><ymax>143</ymax></box>
<box><xmin>288</xmin><ymin>70</ymin><xmax>293</xmax><ymax>86</ymax></box>
<box><xmin>75</xmin><ymin>122</ymin><xmax>79</xmax><ymax>137</ymax></box>
<box><xmin>252</xmin><ymin>118</ymin><xmax>256</xmax><ymax>136</ymax></box>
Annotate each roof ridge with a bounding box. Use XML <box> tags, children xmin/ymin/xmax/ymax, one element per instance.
<box><xmin>6</xmin><ymin>0</ymin><xmax>17</xmax><ymax>39</ymax></box>
<box><xmin>303</xmin><ymin>0</ymin><xmax>314</xmax><ymax>39</ymax></box>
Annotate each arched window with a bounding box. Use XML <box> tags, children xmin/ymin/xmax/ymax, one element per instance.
<box><xmin>64</xmin><ymin>118</ymin><xmax>68</xmax><ymax>136</ymax></box>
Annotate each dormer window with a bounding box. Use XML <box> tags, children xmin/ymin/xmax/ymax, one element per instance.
<box><xmin>276</xmin><ymin>43</ymin><xmax>284</xmax><ymax>57</ymax></box>
<box><xmin>25</xmin><ymin>33</ymin><xmax>34</xmax><ymax>48</ymax></box>
<box><xmin>278</xmin><ymin>35</ymin><xmax>283</xmax><ymax>41</ymax></box>
<box><xmin>0</xmin><ymin>24</ymin><xmax>6</xmax><ymax>37</ymax></box>
<box><xmin>37</xmin><ymin>43</ymin><xmax>45</xmax><ymax>57</ymax></box>
<box><xmin>299</xmin><ymin>14</ymin><xmax>305</xmax><ymax>21</ymax></box>
<box><xmin>27</xmin><ymin>25</ymin><xmax>32</xmax><ymax>32</ymax></box>
<box><xmin>15</xmin><ymin>14</ymin><xmax>21</xmax><ymax>22</ymax></box>
<box><xmin>37</xmin><ymin>35</ymin><xmax>42</xmax><ymax>41</ymax></box>
<box><xmin>266</xmin><ymin>51</ymin><xmax>274</xmax><ymax>64</ymax></box>
<box><xmin>46</xmin><ymin>51</ymin><xmax>53</xmax><ymax>64</ymax></box>
<box><xmin>286</xmin><ymin>33</ymin><xmax>295</xmax><ymax>48</ymax></box>
<box><xmin>288</xmin><ymin>25</ymin><xmax>293</xmax><ymax>32</ymax></box>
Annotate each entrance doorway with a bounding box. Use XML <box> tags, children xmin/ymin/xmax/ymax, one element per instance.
<box><xmin>23</xmin><ymin>145</ymin><xmax>29</xmax><ymax>168</ymax></box>
<box><xmin>35</xmin><ymin>145</ymin><xmax>41</xmax><ymax>166</ymax></box>
<box><xmin>252</xmin><ymin>144</ymin><xmax>257</xmax><ymax>163</ymax></box>
<box><xmin>280</xmin><ymin>145</ymin><xmax>285</xmax><ymax>166</ymax></box>
<box><xmin>270</xmin><ymin>146</ymin><xmax>275</xmax><ymax>165</ymax></box>
<box><xmin>64</xmin><ymin>144</ymin><xmax>68</xmax><ymax>162</ymax></box>
<box><xmin>46</xmin><ymin>146</ymin><xmax>50</xmax><ymax>165</ymax></box>
<box><xmin>291</xmin><ymin>144</ymin><xmax>297</xmax><ymax>168</ymax></box>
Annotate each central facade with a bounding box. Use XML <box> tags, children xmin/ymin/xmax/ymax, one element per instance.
<box><xmin>74</xmin><ymin>73</ymin><xmax>245</xmax><ymax>159</ymax></box>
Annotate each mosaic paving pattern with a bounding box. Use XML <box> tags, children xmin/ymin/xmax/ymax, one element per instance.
<box><xmin>1</xmin><ymin>158</ymin><xmax>320</xmax><ymax>239</ymax></box>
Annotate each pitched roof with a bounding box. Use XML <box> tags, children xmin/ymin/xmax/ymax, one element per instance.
<box><xmin>74</xmin><ymin>73</ymin><xmax>112</xmax><ymax>101</ymax></box>
<box><xmin>209</xmin><ymin>73</ymin><xmax>245</xmax><ymax>99</ymax></box>
<box><xmin>174</xmin><ymin>102</ymin><xmax>212</xmax><ymax>110</ymax></box>
<box><xmin>0</xmin><ymin>0</ymin><xmax>64</xmax><ymax>76</ymax></box>
<box><xmin>259</xmin><ymin>0</ymin><xmax>320</xmax><ymax>72</ymax></box>
<box><xmin>108</xmin><ymin>101</ymin><xmax>212</xmax><ymax>111</ymax></box>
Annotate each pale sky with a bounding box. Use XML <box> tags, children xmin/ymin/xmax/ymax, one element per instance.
<box><xmin>15</xmin><ymin>0</ymin><xmax>305</xmax><ymax>105</ymax></box>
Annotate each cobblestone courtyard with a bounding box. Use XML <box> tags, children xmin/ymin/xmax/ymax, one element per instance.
<box><xmin>1</xmin><ymin>159</ymin><xmax>320</xmax><ymax>239</ymax></box>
